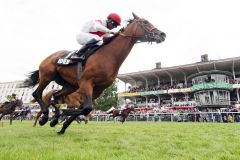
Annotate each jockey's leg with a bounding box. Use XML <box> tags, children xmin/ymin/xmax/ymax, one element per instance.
<box><xmin>76</xmin><ymin>39</ymin><xmax>99</xmax><ymax>55</ymax></box>
<box><xmin>119</xmin><ymin>109</ymin><xmax>124</xmax><ymax>115</ymax></box>
<box><xmin>73</xmin><ymin>34</ymin><xmax>101</xmax><ymax>59</ymax></box>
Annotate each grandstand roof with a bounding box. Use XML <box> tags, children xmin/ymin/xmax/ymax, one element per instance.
<box><xmin>117</xmin><ymin>56</ymin><xmax>240</xmax><ymax>84</ymax></box>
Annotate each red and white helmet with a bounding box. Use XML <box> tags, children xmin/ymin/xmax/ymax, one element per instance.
<box><xmin>107</xmin><ymin>13</ymin><xmax>121</xmax><ymax>25</ymax></box>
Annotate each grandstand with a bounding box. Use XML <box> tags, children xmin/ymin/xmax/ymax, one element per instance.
<box><xmin>117</xmin><ymin>55</ymin><xmax>240</xmax><ymax>111</ymax></box>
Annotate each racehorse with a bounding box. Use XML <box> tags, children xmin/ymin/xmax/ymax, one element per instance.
<box><xmin>0</xmin><ymin>99</ymin><xmax>23</xmax><ymax>125</ymax></box>
<box><xmin>60</xmin><ymin>114</ymin><xmax>93</xmax><ymax>125</ymax></box>
<box><xmin>111</xmin><ymin>107</ymin><xmax>135</xmax><ymax>123</ymax></box>
<box><xmin>23</xmin><ymin>13</ymin><xmax>166</xmax><ymax>134</ymax></box>
<box><xmin>13</xmin><ymin>109</ymin><xmax>31</xmax><ymax>122</ymax></box>
<box><xmin>32</xmin><ymin>90</ymin><xmax>92</xmax><ymax>127</ymax></box>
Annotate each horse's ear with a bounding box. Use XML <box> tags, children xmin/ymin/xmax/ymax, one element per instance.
<box><xmin>132</xmin><ymin>12</ymin><xmax>140</xmax><ymax>19</ymax></box>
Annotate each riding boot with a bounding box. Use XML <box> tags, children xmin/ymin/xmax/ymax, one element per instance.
<box><xmin>76</xmin><ymin>39</ymin><xmax>99</xmax><ymax>56</ymax></box>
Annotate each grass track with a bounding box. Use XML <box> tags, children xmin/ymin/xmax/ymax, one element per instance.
<box><xmin>0</xmin><ymin>121</ymin><xmax>239</xmax><ymax>160</ymax></box>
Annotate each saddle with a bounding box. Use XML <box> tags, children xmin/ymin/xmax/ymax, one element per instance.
<box><xmin>55</xmin><ymin>36</ymin><xmax>116</xmax><ymax>80</ymax></box>
<box><xmin>56</xmin><ymin>44</ymin><xmax>101</xmax><ymax>66</ymax></box>
<box><xmin>56</xmin><ymin>36</ymin><xmax>116</xmax><ymax>66</ymax></box>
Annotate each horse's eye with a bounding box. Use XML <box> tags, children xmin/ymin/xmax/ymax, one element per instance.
<box><xmin>144</xmin><ymin>20</ymin><xmax>148</xmax><ymax>24</ymax></box>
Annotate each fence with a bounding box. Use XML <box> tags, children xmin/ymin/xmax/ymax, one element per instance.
<box><xmin>91</xmin><ymin>112</ymin><xmax>240</xmax><ymax>123</ymax></box>
<box><xmin>1</xmin><ymin>112</ymin><xmax>240</xmax><ymax>123</ymax></box>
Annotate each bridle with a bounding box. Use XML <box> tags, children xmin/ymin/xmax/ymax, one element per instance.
<box><xmin>119</xmin><ymin>19</ymin><xmax>158</xmax><ymax>43</ymax></box>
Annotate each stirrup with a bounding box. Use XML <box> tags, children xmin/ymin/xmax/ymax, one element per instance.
<box><xmin>71</xmin><ymin>54</ymin><xmax>85</xmax><ymax>60</ymax></box>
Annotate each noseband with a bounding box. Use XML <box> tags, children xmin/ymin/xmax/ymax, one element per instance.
<box><xmin>119</xmin><ymin>19</ymin><xmax>157</xmax><ymax>43</ymax></box>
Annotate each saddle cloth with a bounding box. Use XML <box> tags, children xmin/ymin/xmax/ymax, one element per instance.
<box><xmin>56</xmin><ymin>35</ymin><xmax>116</xmax><ymax>66</ymax></box>
<box><xmin>56</xmin><ymin>45</ymin><xmax>101</xmax><ymax>66</ymax></box>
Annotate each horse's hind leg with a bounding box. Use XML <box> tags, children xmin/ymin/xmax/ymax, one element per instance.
<box><xmin>32</xmin><ymin>78</ymin><xmax>53</xmax><ymax>126</ymax></box>
<box><xmin>52</xmin><ymin>84</ymin><xmax>76</xmax><ymax>102</ymax></box>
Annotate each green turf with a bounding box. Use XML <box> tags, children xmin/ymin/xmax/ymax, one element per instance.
<box><xmin>0</xmin><ymin>121</ymin><xmax>239</xmax><ymax>160</ymax></box>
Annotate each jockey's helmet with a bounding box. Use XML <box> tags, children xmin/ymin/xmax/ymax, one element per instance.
<box><xmin>107</xmin><ymin>13</ymin><xmax>121</xmax><ymax>26</ymax></box>
<box><xmin>125</xmin><ymin>99</ymin><xmax>132</xmax><ymax>104</ymax></box>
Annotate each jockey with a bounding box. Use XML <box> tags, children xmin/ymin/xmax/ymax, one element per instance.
<box><xmin>119</xmin><ymin>99</ymin><xmax>132</xmax><ymax>114</ymax></box>
<box><xmin>10</xmin><ymin>93</ymin><xmax>17</xmax><ymax>102</ymax></box>
<box><xmin>73</xmin><ymin>13</ymin><xmax>121</xmax><ymax>58</ymax></box>
<box><xmin>2</xmin><ymin>93</ymin><xmax>17</xmax><ymax>105</ymax></box>
<box><xmin>5</xmin><ymin>93</ymin><xmax>17</xmax><ymax>102</ymax></box>
<box><xmin>106</xmin><ymin>106</ymin><xmax>115</xmax><ymax>114</ymax></box>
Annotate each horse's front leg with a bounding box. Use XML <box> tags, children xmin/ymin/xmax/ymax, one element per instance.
<box><xmin>58</xmin><ymin>88</ymin><xmax>93</xmax><ymax>134</ymax></box>
<box><xmin>57</xmin><ymin>96</ymin><xmax>93</xmax><ymax>134</ymax></box>
<box><xmin>76</xmin><ymin>116</ymin><xmax>81</xmax><ymax>124</ymax></box>
<box><xmin>0</xmin><ymin>114</ymin><xmax>3</xmax><ymax>121</ymax></box>
<box><xmin>57</xmin><ymin>115</ymin><xmax>78</xmax><ymax>134</ymax></box>
<box><xmin>50</xmin><ymin>104</ymin><xmax>60</xmax><ymax>127</ymax></box>
<box><xmin>121</xmin><ymin>117</ymin><xmax>126</xmax><ymax>124</ymax></box>
<box><xmin>33</xmin><ymin>111</ymin><xmax>42</xmax><ymax>127</ymax></box>
<box><xmin>84</xmin><ymin>115</ymin><xmax>89</xmax><ymax>124</ymax></box>
<box><xmin>10</xmin><ymin>113</ymin><xmax>13</xmax><ymax>125</ymax></box>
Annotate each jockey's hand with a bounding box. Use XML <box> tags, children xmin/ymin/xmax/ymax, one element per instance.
<box><xmin>103</xmin><ymin>37</ymin><xmax>112</xmax><ymax>43</ymax></box>
<box><xmin>108</xmin><ymin>31</ymin><xmax>117</xmax><ymax>35</ymax></box>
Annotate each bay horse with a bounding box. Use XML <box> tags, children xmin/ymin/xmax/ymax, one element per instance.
<box><xmin>111</xmin><ymin>107</ymin><xmax>135</xmax><ymax>123</ymax></box>
<box><xmin>13</xmin><ymin>109</ymin><xmax>31</xmax><ymax>122</ymax></box>
<box><xmin>23</xmin><ymin>13</ymin><xmax>166</xmax><ymax>134</ymax></box>
<box><xmin>0</xmin><ymin>99</ymin><xmax>23</xmax><ymax>125</ymax></box>
<box><xmin>59</xmin><ymin>114</ymin><xmax>93</xmax><ymax>125</ymax></box>
<box><xmin>32</xmin><ymin>90</ymin><xmax>92</xmax><ymax>127</ymax></box>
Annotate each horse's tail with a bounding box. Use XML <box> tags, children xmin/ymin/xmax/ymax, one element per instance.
<box><xmin>22</xmin><ymin>70</ymin><xmax>39</xmax><ymax>87</ymax></box>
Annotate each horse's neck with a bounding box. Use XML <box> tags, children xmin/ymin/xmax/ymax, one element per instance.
<box><xmin>110</xmin><ymin>37</ymin><xmax>135</xmax><ymax>67</ymax></box>
<box><xmin>10</xmin><ymin>103</ymin><xmax>17</xmax><ymax>110</ymax></box>
<box><xmin>104</xmin><ymin>25</ymin><xmax>137</xmax><ymax>70</ymax></box>
<box><xmin>10</xmin><ymin>101</ymin><xmax>19</xmax><ymax>110</ymax></box>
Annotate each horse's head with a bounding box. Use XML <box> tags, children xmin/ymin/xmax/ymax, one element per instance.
<box><xmin>15</xmin><ymin>99</ymin><xmax>23</xmax><ymax>108</ymax></box>
<box><xmin>122</xmin><ymin>13</ymin><xmax>166</xmax><ymax>44</ymax></box>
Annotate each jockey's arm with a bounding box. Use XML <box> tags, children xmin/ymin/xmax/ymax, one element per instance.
<box><xmin>93</xmin><ymin>21</ymin><xmax>113</xmax><ymax>34</ymax></box>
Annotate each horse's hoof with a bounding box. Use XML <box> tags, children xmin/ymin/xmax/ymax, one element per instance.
<box><xmin>50</xmin><ymin>119</ymin><xmax>58</xmax><ymax>127</ymax></box>
<box><xmin>57</xmin><ymin>130</ymin><xmax>65</xmax><ymax>135</ymax></box>
<box><xmin>39</xmin><ymin>116</ymin><xmax>48</xmax><ymax>126</ymax></box>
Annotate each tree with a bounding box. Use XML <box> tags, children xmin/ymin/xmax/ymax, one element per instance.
<box><xmin>95</xmin><ymin>81</ymin><xmax>118</xmax><ymax>111</ymax></box>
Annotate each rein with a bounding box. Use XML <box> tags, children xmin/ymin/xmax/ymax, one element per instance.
<box><xmin>118</xmin><ymin>19</ymin><xmax>157</xmax><ymax>43</ymax></box>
